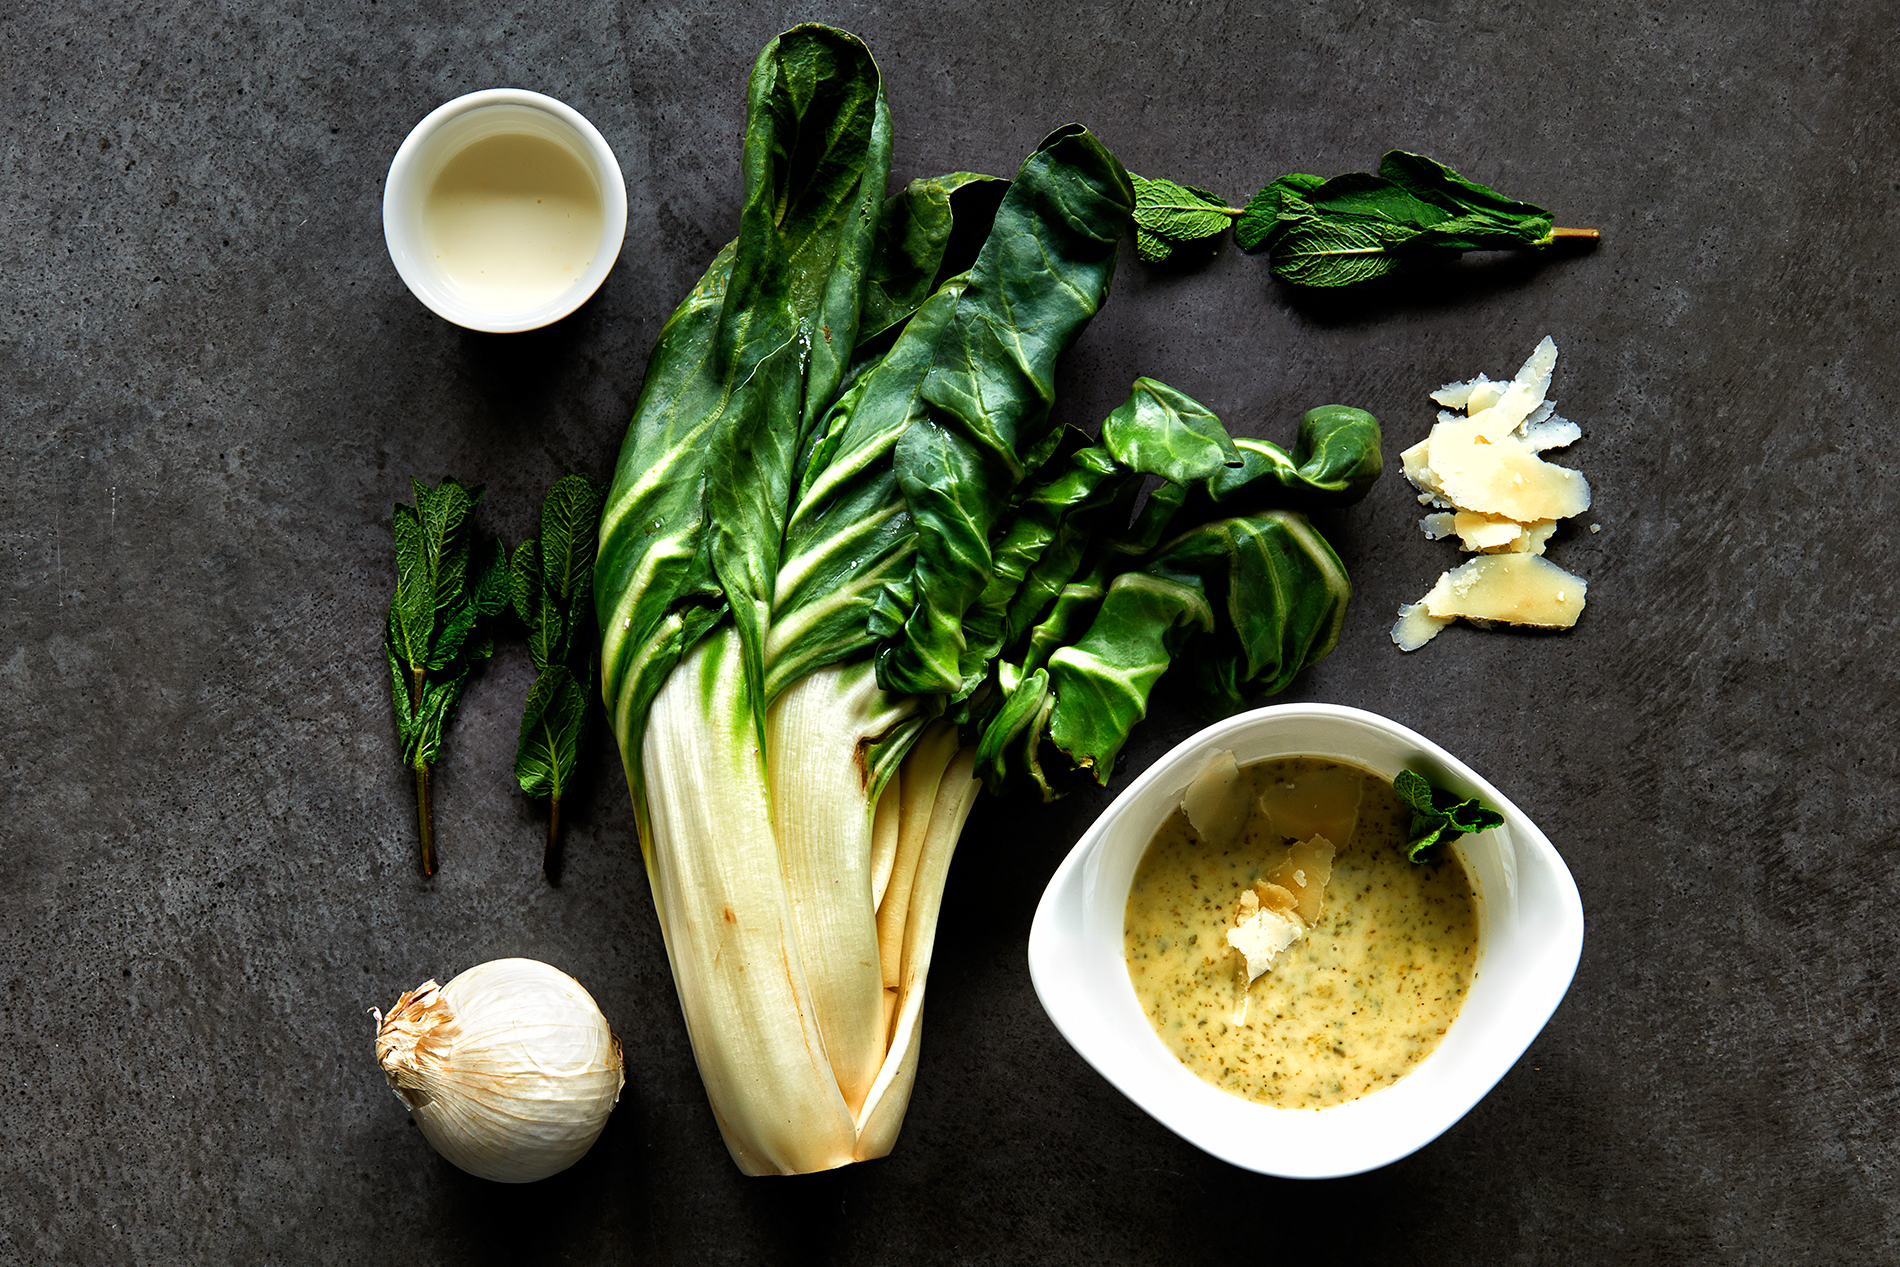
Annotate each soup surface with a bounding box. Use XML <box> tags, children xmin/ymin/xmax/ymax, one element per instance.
<box><xmin>1124</xmin><ymin>757</ymin><xmax>1479</xmax><ymax>1109</ymax></box>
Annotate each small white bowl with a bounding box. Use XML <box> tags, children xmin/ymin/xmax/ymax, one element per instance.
<box><xmin>1028</xmin><ymin>703</ymin><xmax>1583</xmax><ymax>1179</ymax></box>
<box><xmin>383</xmin><ymin>89</ymin><xmax>628</xmax><ymax>333</ymax></box>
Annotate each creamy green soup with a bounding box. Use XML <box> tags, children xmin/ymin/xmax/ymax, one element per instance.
<box><xmin>1123</xmin><ymin>758</ymin><xmax>1479</xmax><ymax>1109</ymax></box>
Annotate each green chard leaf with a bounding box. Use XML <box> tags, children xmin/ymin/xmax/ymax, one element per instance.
<box><xmin>970</xmin><ymin>379</ymin><xmax>1379</xmax><ymax>798</ymax></box>
<box><xmin>1199</xmin><ymin>404</ymin><xmax>1385</xmax><ymax>509</ymax></box>
<box><xmin>877</xmin><ymin>124</ymin><xmax>1137</xmax><ymax>699</ymax></box>
<box><xmin>706</xmin><ymin>25</ymin><xmax>895</xmax><ymax>749</ymax></box>
<box><xmin>598</xmin><ymin>24</ymin><xmax>895</xmax><ymax>809</ymax></box>
<box><xmin>860</xmin><ymin>172</ymin><xmax>1007</xmax><ymax>344</ymax></box>
<box><xmin>1131</xmin><ymin>174</ymin><xmax>1239</xmax><ymax>263</ymax></box>
<box><xmin>385</xmin><ymin>477</ymin><xmax>507</xmax><ymax>875</ymax></box>
<box><xmin>1102</xmin><ymin>377</ymin><xmax>1240</xmax><ymax>482</ymax></box>
<box><xmin>1235</xmin><ymin>150</ymin><xmax>1562</xmax><ymax>288</ymax></box>
<box><xmin>1394</xmin><ymin>769</ymin><xmax>1506</xmax><ymax>861</ymax></box>
<box><xmin>514</xmin><ymin>473</ymin><xmax>606</xmax><ymax>874</ymax></box>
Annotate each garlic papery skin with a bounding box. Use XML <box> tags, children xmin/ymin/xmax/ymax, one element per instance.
<box><xmin>372</xmin><ymin>958</ymin><xmax>625</xmax><ymax>1183</ymax></box>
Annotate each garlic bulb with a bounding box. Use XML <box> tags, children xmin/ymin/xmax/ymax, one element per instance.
<box><xmin>372</xmin><ymin>958</ymin><xmax>625</xmax><ymax>1183</ymax></box>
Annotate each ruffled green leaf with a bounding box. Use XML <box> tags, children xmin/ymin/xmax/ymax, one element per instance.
<box><xmin>1395</xmin><ymin>769</ymin><xmax>1507</xmax><ymax>861</ymax></box>
<box><xmin>385</xmin><ymin>476</ymin><xmax>505</xmax><ymax>848</ymax></box>
<box><xmin>509</xmin><ymin>539</ymin><xmax>542</xmax><ymax>648</ymax></box>
<box><xmin>1102</xmin><ymin>377</ymin><xmax>1240</xmax><ymax>484</ymax></box>
<box><xmin>1203</xmin><ymin>404</ymin><xmax>1384</xmax><ymax>508</ymax></box>
<box><xmin>860</xmin><ymin>172</ymin><xmax>1007</xmax><ymax>343</ymax></box>
<box><xmin>765</xmin><ymin>278</ymin><xmax>967</xmax><ymax>701</ymax></box>
<box><xmin>970</xmin><ymin>380</ymin><xmax>1376</xmax><ymax>799</ymax></box>
<box><xmin>515</xmin><ymin>473</ymin><xmax>605</xmax><ymax>841</ymax></box>
<box><xmin>1044</xmin><ymin>571</ymin><xmax>1215</xmax><ymax>778</ymax></box>
<box><xmin>429</xmin><ymin>538</ymin><xmax>508</xmax><ymax>672</ymax></box>
<box><xmin>707</xmin><ymin>25</ymin><xmax>896</xmax><ymax>747</ymax></box>
<box><xmin>539</xmin><ymin>474</ymin><xmax>605</xmax><ymax>609</ymax></box>
<box><xmin>1159</xmin><ymin>509</ymin><xmax>1351</xmax><ymax>714</ymax></box>
<box><xmin>878</xmin><ymin>124</ymin><xmax>1136</xmax><ymax>698</ymax></box>
<box><xmin>599</xmin><ymin>26</ymin><xmax>894</xmax><ymax>795</ymax></box>
<box><xmin>974</xmin><ymin>668</ymin><xmax>1061</xmax><ymax>800</ymax></box>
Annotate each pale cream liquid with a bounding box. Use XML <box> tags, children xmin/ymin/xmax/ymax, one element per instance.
<box><xmin>423</xmin><ymin>131</ymin><xmax>603</xmax><ymax>309</ymax></box>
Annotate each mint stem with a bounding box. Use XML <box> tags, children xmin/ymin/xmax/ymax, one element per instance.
<box><xmin>545</xmin><ymin>795</ymin><xmax>563</xmax><ymax>880</ymax></box>
<box><xmin>415</xmin><ymin>761</ymin><xmax>435</xmax><ymax>876</ymax></box>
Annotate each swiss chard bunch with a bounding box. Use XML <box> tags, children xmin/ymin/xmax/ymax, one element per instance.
<box><xmin>386</xmin><ymin>478</ymin><xmax>509</xmax><ymax>875</ymax></box>
<box><xmin>510</xmin><ymin>473</ymin><xmax>606</xmax><ymax>875</ymax></box>
<box><xmin>591</xmin><ymin>23</ymin><xmax>1386</xmax><ymax>1177</ymax></box>
<box><xmin>1394</xmin><ymin>769</ymin><xmax>1506</xmax><ymax>862</ymax></box>
<box><xmin>1133</xmin><ymin>150</ymin><xmax>1594</xmax><ymax>286</ymax></box>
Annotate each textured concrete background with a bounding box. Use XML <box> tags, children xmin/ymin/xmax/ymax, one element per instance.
<box><xmin>3</xmin><ymin>0</ymin><xmax>1896</xmax><ymax>1262</ymax></box>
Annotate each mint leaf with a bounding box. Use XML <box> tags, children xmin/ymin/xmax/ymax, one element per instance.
<box><xmin>539</xmin><ymin>474</ymin><xmax>605</xmax><ymax>607</ymax></box>
<box><xmin>1237</xmin><ymin>151</ymin><xmax>1564</xmax><ymax>288</ymax></box>
<box><xmin>1132</xmin><ymin>174</ymin><xmax>1239</xmax><ymax>263</ymax></box>
<box><xmin>1404</xmin><ymin>819</ymin><xmax>1454</xmax><ymax>863</ymax></box>
<box><xmin>429</xmin><ymin>538</ymin><xmax>509</xmax><ymax>671</ymax></box>
<box><xmin>509</xmin><ymin>539</ymin><xmax>544</xmax><ymax>658</ymax></box>
<box><xmin>1379</xmin><ymin>151</ymin><xmax>1552</xmax><ymax>230</ymax></box>
<box><xmin>386</xmin><ymin>477</ymin><xmax>507</xmax><ymax>875</ymax></box>
<box><xmin>1260</xmin><ymin>212</ymin><xmax>1415</xmax><ymax>287</ymax></box>
<box><xmin>1395</xmin><ymin>768</ymin><xmax>1504</xmax><ymax>862</ymax></box>
<box><xmin>515</xmin><ymin>665</ymin><xmax>588</xmax><ymax>800</ymax></box>
<box><xmin>1234</xmin><ymin>174</ymin><xmax>1324</xmax><ymax>251</ymax></box>
<box><xmin>1393</xmin><ymin>769</ymin><xmax>1438</xmax><ymax>815</ymax></box>
<box><xmin>1441</xmin><ymin>797</ymin><xmax>1506</xmax><ymax>835</ymax></box>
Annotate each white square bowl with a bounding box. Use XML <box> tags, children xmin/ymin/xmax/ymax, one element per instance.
<box><xmin>1027</xmin><ymin>703</ymin><xmax>1584</xmax><ymax>1179</ymax></box>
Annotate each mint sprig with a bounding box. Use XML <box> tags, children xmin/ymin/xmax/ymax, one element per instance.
<box><xmin>1393</xmin><ymin>769</ymin><xmax>1505</xmax><ymax>863</ymax></box>
<box><xmin>386</xmin><ymin>478</ymin><xmax>509</xmax><ymax>875</ymax></box>
<box><xmin>1132</xmin><ymin>151</ymin><xmax>1595</xmax><ymax>286</ymax></box>
<box><xmin>510</xmin><ymin>473</ymin><xmax>606</xmax><ymax>876</ymax></box>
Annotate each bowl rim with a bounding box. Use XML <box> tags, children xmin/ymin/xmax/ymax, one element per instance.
<box><xmin>382</xmin><ymin>87</ymin><xmax>630</xmax><ymax>334</ymax></box>
<box><xmin>1026</xmin><ymin>702</ymin><xmax>1585</xmax><ymax>1179</ymax></box>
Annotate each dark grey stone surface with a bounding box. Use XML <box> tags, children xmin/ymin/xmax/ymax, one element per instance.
<box><xmin>3</xmin><ymin>1</ymin><xmax>1895</xmax><ymax>1262</ymax></box>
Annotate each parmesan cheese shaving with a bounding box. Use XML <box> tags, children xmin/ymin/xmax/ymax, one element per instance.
<box><xmin>1226</xmin><ymin>834</ymin><xmax>1337</xmax><ymax>985</ymax></box>
<box><xmin>1180</xmin><ymin>749</ymin><xmax>1249</xmax><ymax>852</ymax></box>
<box><xmin>1258</xmin><ymin>766</ymin><xmax>1363</xmax><ymax>848</ymax></box>
<box><xmin>1423</xmin><ymin>418</ymin><xmax>1591</xmax><ymax>522</ymax></box>
<box><xmin>1392</xmin><ymin>601</ymin><xmax>1453</xmax><ymax>650</ymax></box>
<box><xmin>1392</xmin><ymin>335</ymin><xmax>1593</xmax><ymax>650</ymax></box>
<box><xmin>1227</xmin><ymin>886</ymin><xmax>1303</xmax><ymax>984</ymax></box>
<box><xmin>1451</xmin><ymin>510</ymin><xmax>1527</xmax><ymax>550</ymax></box>
<box><xmin>1467</xmin><ymin>335</ymin><xmax>1557</xmax><ymax>440</ymax></box>
<box><xmin>1420</xmin><ymin>554</ymin><xmax>1587</xmax><ymax>628</ymax></box>
<box><xmin>1447</xmin><ymin>511</ymin><xmax>1560</xmax><ymax>555</ymax></box>
<box><xmin>1267</xmin><ymin>835</ymin><xmax>1335</xmax><ymax>925</ymax></box>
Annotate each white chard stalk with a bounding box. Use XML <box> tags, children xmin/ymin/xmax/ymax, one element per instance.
<box><xmin>639</xmin><ymin>633</ymin><xmax>977</xmax><ymax>1173</ymax></box>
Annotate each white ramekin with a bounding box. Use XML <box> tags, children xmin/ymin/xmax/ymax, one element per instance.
<box><xmin>1028</xmin><ymin>703</ymin><xmax>1584</xmax><ymax>1179</ymax></box>
<box><xmin>383</xmin><ymin>89</ymin><xmax>628</xmax><ymax>333</ymax></box>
